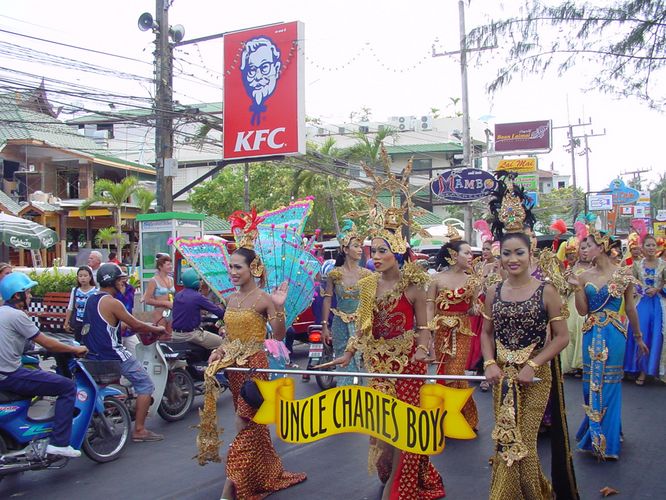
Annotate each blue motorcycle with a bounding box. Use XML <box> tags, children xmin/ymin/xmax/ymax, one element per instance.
<box><xmin>0</xmin><ymin>353</ymin><xmax>131</xmax><ymax>479</ymax></box>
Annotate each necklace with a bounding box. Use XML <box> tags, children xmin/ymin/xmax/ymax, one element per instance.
<box><xmin>234</xmin><ymin>287</ymin><xmax>259</xmax><ymax>309</ymax></box>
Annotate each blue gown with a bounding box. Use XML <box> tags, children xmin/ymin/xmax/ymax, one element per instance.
<box><xmin>576</xmin><ymin>270</ymin><xmax>636</xmax><ymax>459</ymax></box>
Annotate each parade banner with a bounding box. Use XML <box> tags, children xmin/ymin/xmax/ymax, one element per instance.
<box><xmin>253</xmin><ymin>378</ymin><xmax>475</xmax><ymax>455</ymax></box>
<box><xmin>496</xmin><ymin>157</ymin><xmax>537</xmax><ymax>173</ymax></box>
<box><xmin>223</xmin><ymin>21</ymin><xmax>305</xmax><ymax>160</ymax></box>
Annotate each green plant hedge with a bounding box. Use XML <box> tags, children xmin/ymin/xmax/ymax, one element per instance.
<box><xmin>27</xmin><ymin>268</ymin><xmax>78</xmax><ymax>297</ymax></box>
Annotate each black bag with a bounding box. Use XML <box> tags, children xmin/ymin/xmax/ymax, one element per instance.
<box><xmin>240</xmin><ymin>368</ymin><xmax>264</xmax><ymax>409</ymax></box>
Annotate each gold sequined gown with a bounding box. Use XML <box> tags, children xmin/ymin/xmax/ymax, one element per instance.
<box><xmin>433</xmin><ymin>282</ymin><xmax>479</xmax><ymax>429</ymax></box>
<box><xmin>490</xmin><ymin>282</ymin><xmax>553</xmax><ymax>500</ymax></box>
<box><xmin>223</xmin><ymin>308</ymin><xmax>306</xmax><ymax>499</ymax></box>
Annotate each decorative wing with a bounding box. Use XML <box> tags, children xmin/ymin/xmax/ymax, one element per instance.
<box><xmin>172</xmin><ymin>238</ymin><xmax>235</xmax><ymax>301</ymax></box>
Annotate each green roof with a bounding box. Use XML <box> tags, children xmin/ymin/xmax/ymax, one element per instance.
<box><xmin>91</xmin><ymin>152</ymin><xmax>154</xmax><ymax>172</ymax></box>
<box><xmin>0</xmin><ymin>190</ymin><xmax>22</xmax><ymax>215</ymax></box>
<box><xmin>137</xmin><ymin>211</ymin><xmax>205</xmax><ymax>221</ymax></box>
<box><xmin>66</xmin><ymin>102</ymin><xmax>223</xmax><ymax>124</ymax></box>
<box><xmin>414</xmin><ymin>211</ymin><xmax>443</xmax><ymax>227</ymax></box>
<box><xmin>204</xmin><ymin>214</ymin><xmax>230</xmax><ymax>234</ymax></box>
<box><xmin>386</xmin><ymin>143</ymin><xmax>463</xmax><ymax>155</ymax></box>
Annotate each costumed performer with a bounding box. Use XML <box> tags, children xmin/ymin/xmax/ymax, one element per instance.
<box><xmin>624</xmin><ymin>229</ymin><xmax>666</xmax><ymax>385</ymax></box>
<box><xmin>569</xmin><ymin>228</ymin><xmax>648</xmax><ymax>459</ymax></box>
<box><xmin>327</xmin><ymin>151</ymin><xmax>445</xmax><ymax>500</ymax></box>
<box><xmin>559</xmin><ymin>222</ymin><xmax>593</xmax><ymax>375</ymax></box>
<box><xmin>481</xmin><ymin>173</ymin><xmax>579</xmax><ymax>500</ymax></box>
<box><xmin>427</xmin><ymin>225</ymin><xmax>480</xmax><ymax>430</ymax></box>
<box><xmin>320</xmin><ymin>219</ymin><xmax>372</xmax><ymax>386</ymax></box>
<box><xmin>205</xmin><ymin>210</ymin><xmax>306</xmax><ymax>499</ymax></box>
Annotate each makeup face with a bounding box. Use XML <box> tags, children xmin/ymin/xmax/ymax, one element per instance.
<box><xmin>585</xmin><ymin>236</ymin><xmax>602</xmax><ymax>261</ymax></box>
<box><xmin>500</xmin><ymin>236</ymin><xmax>531</xmax><ymax>277</ymax></box>
<box><xmin>345</xmin><ymin>239</ymin><xmax>363</xmax><ymax>261</ymax></box>
<box><xmin>457</xmin><ymin>244</ymin><xmax>474</xmax><ymax>270</ymax></box>
<box><xmin>370</xmin><ymin>238</ymin><xmax>397</xmax><ymax>273</ymax></box>
<box><xmin>482</xmin><ymin>242</ymin><xmax>492</xmax><ymax>261</ymax></box>
<box><xmin>642</xmin><ymin>238</ymin><xmax>657</xmax><ymax>257</ymax></box>
<box><xmin>630</xmin><ymin>246</ymin><xmax>642</xmax><ymax>258</ymax></box>
<box><xmin>230</xmin><ymin>252</ymin><xmax>252</xmax><ymax>286</ymax></box>
<box><xmin>578</xmin><ymin>240</ymin><xmax>589</xmax><ymax>263</ymax></box>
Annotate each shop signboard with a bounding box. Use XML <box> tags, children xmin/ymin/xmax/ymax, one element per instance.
<box><xmin>514</xmin><ymin>174</ymin><xmax>538</xmax><ymax>192</ymax></box>
<box><xmin>588</xmin><ymin>194</ymin><xmax>613</xmax><ymax>211</ymax></box>
<box><xmin>496</xmin><ymin>157</ymin><xmax>537</xmax><ymax>173</ymax></box>
<box><xmin>494</xmin><ymin>120</ymin><xmax>551</xmax><ymax>152</ymax></box>
<box><xmin>430</xmin><ymin>168</ymin><xmax>498</xmax><ymax>202</ymax></box>
<box><xmin>604</xmin><ymin>178</ymin><xmax>640</xmax><ymax>205</ymax></box>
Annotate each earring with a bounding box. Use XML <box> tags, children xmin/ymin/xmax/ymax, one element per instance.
<box><xmin>445</xmin><ymin>249</ymin><xmax>458</xmax><ymax>266</ymax></box>
<box><xmin>250</xmin><ymin>257</ymin><xmax>265</xmax><ymax>278</ymax></box>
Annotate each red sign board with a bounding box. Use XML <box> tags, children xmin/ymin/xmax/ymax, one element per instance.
<box><xmin>223</xmin><ymin>22</ymin><xmax>305</xmax><ymax>160</ymax></box>
<box><xmin>494</xmin><ymin>120</ymin><xmax>551</xmax><ymax>152</ymax></box>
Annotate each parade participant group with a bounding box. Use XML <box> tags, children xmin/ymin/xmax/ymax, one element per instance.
<box><xmin>1</xmin><ymin>165</ymin><xmax>666</xmax><ymax>500</ymax></box>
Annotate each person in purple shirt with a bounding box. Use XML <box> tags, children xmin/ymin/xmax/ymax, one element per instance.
<box><xmin>171</xmin><ymin>268</ymin><xmax>225</xmax><ymax>349</ymax></box>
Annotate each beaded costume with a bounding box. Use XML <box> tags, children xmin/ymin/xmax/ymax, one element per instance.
<box><xmin>352</xmin><ymin>264</ymin><xmax>445</xmax><ymax>499</ymax></box>
<box><xmin>577</xmin><ymin>269</ymin><xmax>640</xmax><ymax>459</ymax></box>
<box><xmin>433</xmin><ymin>275</ymin><xmax>480</xmax><ymax>429</ymax></box>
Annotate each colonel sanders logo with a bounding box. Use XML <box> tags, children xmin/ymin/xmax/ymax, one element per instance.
<box><xmin>240</xmin><ymin>37</ymin><xmax>282</xmax><ymax>126</ymax></box>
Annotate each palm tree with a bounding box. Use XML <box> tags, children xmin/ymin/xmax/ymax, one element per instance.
<box><xmin>81</xmin><ymin>177</ymin><xmax>139</xmax><ymax>238</ymax></box>
<box><xmin>134</xmin><ymin>189</ymin><xmax>156</xmax><ymax>214</ymax></box>
<box><xmin>95</xmin><ymin>226</ymin><xmax>120</xmax><ymax>252</ymax></box>
<box><xmin>341</xmin><ymin>126</ymin><xmax>397</xmax><ymax>168</ymax></box>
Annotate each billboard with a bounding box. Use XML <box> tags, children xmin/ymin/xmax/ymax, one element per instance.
<box><xmin>604</xmin><ymin>178</ymin><xmax>640</xmax><ymax>205</ymax></box>
<box><xmin>588</xmin><ymin>194</ymin><xmax>613</xmax><ymax>211</ymax></box>
<box><xmin>496</xmin><ymin>157</ymin><xmax>537</xmax><ymax>173</ymax></box>
<box><xmin>494</xmin><ymin>120</ymin><xmax>551</xmax><ymax>152</ymax></box>
<box><xmin>430</xmin><ymin>168</ymin><xmax>497</xmax><ymax>202</ymax></box>
<box><xmin>223</xmin><ymin>21</ymin><xmax>305</xmax><ymax>160</ymax></box>
<box><xmin>514</xmin><ymin>174</ymin><xmax>538</xmax><ymax>192</ymax></box>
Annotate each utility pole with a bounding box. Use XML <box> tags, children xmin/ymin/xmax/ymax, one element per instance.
<box><xmin>620</xmin><ymin>168</ymin><xmax>651</xmax><ymax>190</ymax></box>
<box><xmin>243</xmin><ymin>162</ymin><xmax>250</xmax><ymax>211</ymax></box>
<box><xmin>155</xmin><ymin>0</ymin><xmax>174</xmax><ymax>212</ymax></box>
<box><xmin>432</xmin><ymin>0</ymin><xmax>494</xmax><ymax>241</ymax></box>
<box><xmin>553</xmin><ymin>118</ymin><xmax>591</xmax><ymax>221</ymax></box>
<box><xmin>572</xmin><ymin>128</ymin><xmax>606</xmax><ymax>193</ymax></box>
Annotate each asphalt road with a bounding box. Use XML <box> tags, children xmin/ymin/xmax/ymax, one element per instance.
<box><xmin>2</xmin><ymin>344</ymin><xmax>665</xmax><ymax>499</ymax></box>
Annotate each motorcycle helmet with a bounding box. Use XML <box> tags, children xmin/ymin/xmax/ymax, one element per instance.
<box><xmin>0</xmin><ymin>272</ymin><xmax>38</xmax><ymax>302</ymax></box>
<box><xmin>97</xmin><ymin>263</ymin><xmax>127</xmax><ymax>288</ymax></box>
<box><xmin>181</xmin><ymin>268</ymin><xmax>201</xmax><ymax>290</ymax></box>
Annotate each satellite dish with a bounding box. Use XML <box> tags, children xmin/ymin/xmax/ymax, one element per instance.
<box><xmin>170</xmin><ymin>24</ymin><xmax>185</xmax><ymax>43</ymax></box>
<box><xmin>138</xmin><ymin>12</ymin><xmax>155</xmax><ymax>32</ymax></box>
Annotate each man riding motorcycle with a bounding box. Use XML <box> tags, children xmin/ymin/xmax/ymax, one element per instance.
<box><xmin>170</xmin><ymin>268</ymin><xmax>225</xmax><ymax>349</ymax></box>
<box><xmin>0</xmin><ymin>273</ymin><xmax>88</xmax><ymax>458</ymax></box>
<box><xmin>81</xmin><ymin>263</ymin><xmax>167</xmax><ymax>442</ymax></box>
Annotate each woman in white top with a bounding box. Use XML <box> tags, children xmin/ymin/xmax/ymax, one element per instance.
<box><xmin>142</xmin><ymin>254</ymin><xmax>175</xmax><ymax>324</ymax></box>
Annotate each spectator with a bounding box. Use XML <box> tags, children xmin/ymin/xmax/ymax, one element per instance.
<box><xmin>142</xmin><ymin>254</ymin><xmax>175</xmax><ymax>325</ymax></box>
<box><xmin>0</xmin><ymin>262</ymin><xmax>12</xmax><ymax>305</ymax></box>
<box><xmin>87</xmin><ymin>251</ymin><xmax>103</xmax><ymax>284</ymax></box>
<box><xmin>115</xmin><ymin>275</ymin><xmax>139</xmax><ymax>356</ymax></box>
<box><xmin>107</xmin><ymin>252</ymin><xmax>121</xmax><ymax>266</ymax></box>
<box><xmin>63</xmin><ymin>266</ymin><xmax>97</xmax><ymax>342</ymax></box>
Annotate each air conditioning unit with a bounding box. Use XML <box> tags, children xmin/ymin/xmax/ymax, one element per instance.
<box><xmin>338</xmin><ymin>127</ymin><xmax>346</xmax><ymax>135</ymax></box>
<box><xmin>358</xmin><ymin>124</ymin><xmax>370</xmax><ymax>134</ymax></box>
<box><xmin>418</xmin><ymin>115</ymin><xmax>432</xmax><ymax>131</ymax></box>
<box><xmin>390</xmin><ymin>116</ymin><xmax>415</xmax><ymax>132</ymax></box>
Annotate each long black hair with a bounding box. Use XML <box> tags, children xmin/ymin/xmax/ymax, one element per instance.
<box><xmin>435</xmin><ymin>240</ymin><xmax>469</xmax><ymax>269</ymax></box>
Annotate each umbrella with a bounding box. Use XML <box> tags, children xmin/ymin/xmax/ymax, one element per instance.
<box><xmin>0</xmin><ymin>213</ymin><xmax>58</xmax><ymax>250</ymax></box>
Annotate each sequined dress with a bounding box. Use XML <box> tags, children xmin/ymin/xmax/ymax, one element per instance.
<box><xmin>222</xmin><ymin>308</ymin><xmax>306</xmax><ymax>499</ymax></box>
<box><xmin>624</xmin><ymin>259</ymin><xmax>666</xmax><ymax>376</ymax></box>
<box><xmin>328</xmin><ymin>267</ymin><xmax>371</xmax><ymax>386</ymax></box>
<box><xmin>490</xmin><ymin>282</ymin><xmax>579</xmax><ymax>500</ymax></box>
<box><xmin>577</xmin><ymin>270</ymin><xmax>638</xmax><ymax>459</ymax></box>
<box><xmin>355</xmin><ymin>267</ymin><xmax>445</xmax><ymax>500</ymax></box>
<box><xmin>433</xmin><ymin>280</ymin><xmax>479</xmax><ymax>429</ymax></box>
<box><xmin>560</xmin><ymin>265</ymin><xmax>587</xmax><ymax>374</ymax></box>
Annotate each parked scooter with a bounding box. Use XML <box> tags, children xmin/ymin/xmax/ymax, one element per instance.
<box><xmin>0</xmin><ymin>353</ymin><xmax>131</xmax><ymax>480</ymax></box>
<box><xmin>305</xmin><ymin>325</ymin><xmax>337</xmax><ymax>390</ymax></box>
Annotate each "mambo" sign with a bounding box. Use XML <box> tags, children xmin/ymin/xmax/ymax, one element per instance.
<box><xmin>223</xmin><ymin>21</ymin><xmax>305</xmax><ymax>160</ymax></box>
<box><xmin>252</xmin><ymin>378</ymin><xmax>475</xmax><ymax>454</ymax></box>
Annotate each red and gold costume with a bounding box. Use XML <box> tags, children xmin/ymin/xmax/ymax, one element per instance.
<box><xmin>349</xmin><ymin>264</ymin><xmax>445</xmax><ymax>500</ymax></box>
<box><xmin>433</xmin><ymin>276</ymin><xmax>479</xmax><ymax>429</ymax></box>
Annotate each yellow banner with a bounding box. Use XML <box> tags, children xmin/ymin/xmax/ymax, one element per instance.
<box><xmin>497</xmin><ymin>157</ymin><xmax>537</xmax><ymax>173</ymax></box>
<box><xmin>253</xmin><ymin>378</ymin><xmax>475</xmax><ymax>455</ymax></box>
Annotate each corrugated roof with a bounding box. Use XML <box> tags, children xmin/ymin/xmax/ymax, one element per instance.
<box><xmin>66</xmin><ymin>102</ymin><xmax>223</xmax><ymax>124</ymax></box>
<box><xmin>414</xmin><ymin>211</ymin><xmax>443</xmax><ymax>227</ymax></box>
<box><xmin>386</xmin><ymin>143</ymin><xmax>463</xmax><ymax>155</ymax></box>
<box><xmin>204</xmin><ymin>214</ymin><xmax>230</xmax><ymax>234</ymax></box>
<box><xmin>0</xmin><ymin>190</ymin><xmax>22</xmax><ymax>215</ymax></box>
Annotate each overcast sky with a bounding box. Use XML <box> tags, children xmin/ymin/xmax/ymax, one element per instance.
<box><xmin>1</xmin><ymin>0</ymin><xmax>663</xmax><ymax>193</ymax></box>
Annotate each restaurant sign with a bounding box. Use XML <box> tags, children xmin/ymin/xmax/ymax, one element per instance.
<box><xmin>431</xmin><ymin>168</ymin><xmax>498</xmax><ymax>202</ymax></box>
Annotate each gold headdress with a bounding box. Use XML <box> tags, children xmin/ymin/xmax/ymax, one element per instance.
<box><xmin>489</xmin><ymin>172</ymin><xmax>535</xmax><ymax>240</ymax></box>
<box><xmin>346</xmin><ymin>146</ymin><xmax>430</xmax><ymax>254</ymax></box>
<box><xmin>444</xmin><ymin>224</ymin><xmax>463</xmax><ymax>266</ymax></box>
<box><xmin>498</xmin><ymin>178</ymin><xmax>527</xmax><ymax>233</ymax></box>
<box><xmin>588</xmin><ymin>225</ymin><xmax>612</xmax><ymax>253</ymax></box>
<box><xmin>336</xmin><ymin>219</ymin><xmax>361</xmax><ymax>248</ymax></box>
<box><xmin>228</xmin><ymin>208</ymin><xmax>265</xmax><ymax>278</ymax></box>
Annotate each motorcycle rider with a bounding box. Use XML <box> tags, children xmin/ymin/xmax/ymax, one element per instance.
<box><xmin>81</xmin><ymin>264</ymin><xmax>167</xmax><ymax>442</ymax></box>
<box><xmin>171</xmin><ymin>268</ymin><xmax>225</xmax><ymax>349</ymax></box>
<box><xmin>0</xmin><ymin>273</ymin><xmax>88</xmax><ymax>458</ymax></box>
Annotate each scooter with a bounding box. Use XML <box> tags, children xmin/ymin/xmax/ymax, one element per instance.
<box><xmin>305</xmin><ymin>325</ymin><xmax>337</xmax><ymax>390</ymax></box>
<box><xmin>0</xmin><ymin>353</ymin><xmax>131</xmax><ymax>480</ymax></box>
<box><xmin>160</xmin><ymin>341</ymin><xmax>229</xmax><ymax>398</ymax></box>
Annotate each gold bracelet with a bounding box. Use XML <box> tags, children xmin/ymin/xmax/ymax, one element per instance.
<box><xmin>416</xmin><ymin>325</ymin><xmax>431</xmax><ymax>331</ymax></box>
<box><xmin>548</xmin><ymin>314</ymin><xmax>568</xmax><ymax>324</ymax></box>
<box><xmin>483</xmin><ymin>359</ymin><xmax>497</xmax><ymax>370</ymax></box>
<box><xmin>526</xmin><ymin>359</ymin><xmax>540</xmax><ymax>370</ymax></box>
<box><xmin>345</xmin><ymin>336</ymin><xmax>360</xmax><ymax>354</ymax></box>
<box><xmin>479</xmin><ymin>310</ymin><xmax>492</xmax><ymax>321</ymax></box>
<box><xmin>320</xmin><ymin>292</ymin><xmax>333</xmax><ymax>297</ymax></box>
<box><xmin>416</xmin><ymin>344</ymin><xmax>429</xmax><ymax>355</ymax></box>
<box><xmin>425</xmin><ymin>298</ymin><xmax>435</xmax><ymax>303</ymax></box>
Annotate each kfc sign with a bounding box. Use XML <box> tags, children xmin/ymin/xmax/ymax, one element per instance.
<box><xmin>223</xmin><ymin>22</ymin><xmax>305</xmax><ymax>160</ymax></box>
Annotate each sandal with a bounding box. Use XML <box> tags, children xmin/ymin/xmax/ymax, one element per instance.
<box><xmin>132</xmin><ymin>430</ymin><xmax>164</xmax><ymax>442</ymax></box>
<box><xmin>480</xmin><ymin>381</ymin><xmax>490</xmax><ymax>392</ymax></box>
<box><xmin>635</xmin><ymin>378</ymin><xmax>646</xmax><ymax>386</ymax></box>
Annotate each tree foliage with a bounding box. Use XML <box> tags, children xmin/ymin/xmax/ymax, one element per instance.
<box><xmin>468</xmin><ymin>0</ymin><xmax>666</xmax><ymax>108</ymax></box>
<box><xmin>188</xmin><ymin>161</ymin><xmax>362</xmax><ymax>233</ymax></box>
<box><xmin>532</xmin><ymin>186</ymin><xmax>586</xmax><ymax>229</ymax></box>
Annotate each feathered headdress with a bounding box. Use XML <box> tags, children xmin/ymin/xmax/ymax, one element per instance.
<box><xmin>489</xmin><ymin>171</ymin><xmax>536</xmax><ymax>240</ymax></box>
<box><xmin>228</xmin><ymin>207</ymin><xmax>264</xmax><ymax>250</ymax></box>
<box><xmin>473</xmin><ymin>219</ymin><xmax>493</xmax><ymax>243</ymax></box>
<box><xmin>337</xmin><ymin>219</ymin><xmax>361</xmax><ymax>248</ymax></box>
<box><xmin>346</xmin><ymin>145</ymin><xmax>430</xmax><ymax>254</ymax></box>
<box><xmin>630</xmin><ymin>219</ymin><xmax>648</xmax><ymax>245</ymax></box>
<box><xmin>550</xmin><ymin>219</ymin><xmax>568</xmax><ymax>253</ymax></box>
<box><xmin>574</xmin><ymin>221</ymin><xmax>588</xmax><ymax>242</ymax></box>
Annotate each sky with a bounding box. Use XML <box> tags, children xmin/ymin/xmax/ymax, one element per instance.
<box><xmin>0</xmin><ymin>0</ymin><xmax>663</xmax><ymax>193</ymax></box>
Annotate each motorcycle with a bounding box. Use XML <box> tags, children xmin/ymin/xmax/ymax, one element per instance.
<box><xmin>305</xmin><ymin>325</ymin><xmax>337</xmax><ymax>391</ymax></box>
<box><xmin>0</xmin><ymin>353</ymin><xmax>131</xmax><ymax>480</ymax></box>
